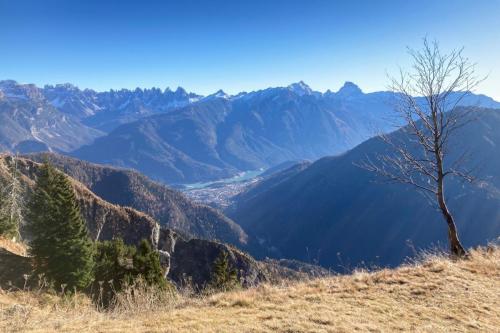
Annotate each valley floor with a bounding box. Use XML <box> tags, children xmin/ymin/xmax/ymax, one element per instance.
<box><xmin>0</xmin><ymin>246</ymin><xmax>499</xmax><ymax>332</ymax></box>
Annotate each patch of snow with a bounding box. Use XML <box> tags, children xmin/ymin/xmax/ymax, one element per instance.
<box><xmin>30</xmin><ymin>127</ymin><xmax>43</xmax><ymax>141</ymax></box>
<box><xmin>483</xmin><ymin>135</ymin><xmax>496</xmax><ymax>147</ymax></box>
<box><xmin>50</xmin><ymin>97</ymin><xmax>65</xmax><ymax>108</ymax></box>
<box><xmin>4</xmin><ymin>93</ymin><xmax>28</xmax><ymax>100</ymax></box>
<box><xmin>189</xmin><ymin>96</ymin><xmax>202</xmax><ymax>103</ymax></box>
<box><xmin>287</xmin><ymin>81</ymin><xmax>313</xmax><ymax>96</ymax></box>
<box><xmin>203</xmin><ymin>90</ymin><xmax>230</xmax><ymax>100</ymax></box>
<box><xmin>118</xmin><ymin>99</ymin><xmax>131</xmax><ymax>109</ymax></box>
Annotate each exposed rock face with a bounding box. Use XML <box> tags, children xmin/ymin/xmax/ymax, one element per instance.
<box><xmin>158</xmin><ymin>228</ymin><xmax>178</xmax><ymax>253</ymax></box>
<box><xmin>158</xmin><ymin>250</ymin><xmax>171</xmax><ymax>277</ymax></box>
<box><xmin>165</xmin><ymin>235</ymin><xmax>331</xmax><ymax>289</ymax></box>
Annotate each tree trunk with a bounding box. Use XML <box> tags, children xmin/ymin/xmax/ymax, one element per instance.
<box><xmin>434</xmin><ymin>140</ymin><xmax>466</xmax><ymax>257</ymax></box>
<box><xmin>436</xmin><ymin>179</ymin><xmax>466</xmax><ymax>257</ymax></box>
<box><xmin>439</xmin><ymin>200</ymin><xmax>466</xmax><ymax>256</ymax></box>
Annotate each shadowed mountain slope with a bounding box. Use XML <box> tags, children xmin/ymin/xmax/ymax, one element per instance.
<box><xmin>230</xmin><ymin>107</ymin><xmax>500</xmax><ymax>268</ymax></box>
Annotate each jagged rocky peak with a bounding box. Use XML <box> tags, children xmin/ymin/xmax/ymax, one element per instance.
<box><xmin>172</xmin><ymin>86</ymin><xmax>189</xmax><ymax>99</ymax></box>
<box><xmin>336</xmin><ymin>81</ymin><xmax>363</xmax><ymax>97</ymax></box>
<box><xmin>51</xmin><ymin>83</ymin><xmax>80</xmax><ymax>91</ymax></box>
<box><xmin>287</xmin><ymin>81</ymin><xmax>313</xmax><ymax>96</ymax></box>
<box><xmin>0</xmin><ymin>79</ymin><xmax>19</xmax><ymax>89</ymax></box>
<box><xmin>0</xmin><ymin>80</ymin><xmax>45</xmax><ymax>100</ymax></box>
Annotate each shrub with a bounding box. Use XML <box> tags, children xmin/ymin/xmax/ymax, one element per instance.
<box><xmin>209</xmin><ymin>250</ymin><xmax>239</xmax><ymax>291</ymax></box>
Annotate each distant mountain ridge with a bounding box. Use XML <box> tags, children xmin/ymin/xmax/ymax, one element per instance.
<box><xmin>2</xmin><ymin>79</ymin><xmax>499</xmax><ymax>184</ymax></box>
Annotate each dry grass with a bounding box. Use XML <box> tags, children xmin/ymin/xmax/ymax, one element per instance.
<box><xmin>0</xmin><ymin>237</ymin><xmax>27</xmax><ymax>257</ymax></box>
<box><xmin>1</xmin><ymin>246</ymin><xmax>499</xmax><ymax>333</ymax></box>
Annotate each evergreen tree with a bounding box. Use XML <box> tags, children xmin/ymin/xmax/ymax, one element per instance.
<box><xmin>209</xmin><ymin>250</ymin><xmax>239</xmax><ymax>290</ymax></box>
<box><xmin>93</xmin><ymin>239</ymin><xmax>136</xmax><ymax>305</ymax></box>
<box><xmin>28</xmin><ymin>162</ymin><xmax>94</xmax><ymax>291</ymax></box>
<box><xmin>93</xmin><ymin>238</ymin><xmax>166</xmax><ymax>306</ymax></box>
<box><xmin>132</xmin><ymin>239</ymin><xmax>166</xmax><ymax>288</ymax></box>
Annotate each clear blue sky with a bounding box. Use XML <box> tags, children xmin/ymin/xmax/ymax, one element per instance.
<box><xmin>1</xmin><ymin>0</ymin><xmax>499</xmax><ymax>98</ymax></box>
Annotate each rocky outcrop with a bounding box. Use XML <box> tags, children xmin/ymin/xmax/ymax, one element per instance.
<box><xmin>161</xmin><ymin>229</ymin><xmax>328</xmax><ymax>289</ymax></box>
<box><xmin>167</xmin><ymin>237</ymin><xmax>267</xmax><ymax>289</ymax></box>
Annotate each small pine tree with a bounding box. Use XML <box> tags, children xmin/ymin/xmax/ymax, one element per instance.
<box><xmin>132</xmin><ymin>239</ymin><xmax>166</xmax><ymax>288</ymax></box>
<box><xmin>93</xmin><ymin>238</ymin><xmax>166</xmax><ymax>306</ymax></box>
<box><xmin>28</xmin><ymin>162</ymin><xmax>95</xmax><ymax>291</ymax></box>
<box><xmin>209</xmin><ymin>250</ymin><xmax>239</xmax><ymax>291</ymax></box>
<box><xmin>93</xmin><ymin>239</ymin><xmax>136</xmax><ymax>305</ymax></box>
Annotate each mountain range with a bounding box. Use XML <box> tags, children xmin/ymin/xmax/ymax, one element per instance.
<box><xmin>2</xmin><ymin>79</ymin><xmax>498</xmax><ymax>185</ymax></box>
<box><xmin>71</xmin><ymin>82</ymin><xmax>500</xmax><ymax>184</ymax></box>
<box><xmin>228</xmin><ymin>107</ymin><xmax>500</xmax><ymax>269</ymax></box>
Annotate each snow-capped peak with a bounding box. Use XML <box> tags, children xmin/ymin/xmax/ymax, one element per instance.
<box><xmin>287</xmin><ymin>81</ymin><xmax>313</xmax><ymax>96</ymax></box>
<box><xmin>205</xmin><ymin>89</ymin><xmax>230</xmax><ymax>100</ymax></box>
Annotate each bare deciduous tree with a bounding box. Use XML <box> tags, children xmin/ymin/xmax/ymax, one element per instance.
<box><xmin>362</xmin><ymin>39</ymin><xmax>484</xmax><ymax>257</ymax></box>
<box><xmin>0</xmin><ymin>154</ymin><xmax>25</xmax><ymax>240</ymax></box>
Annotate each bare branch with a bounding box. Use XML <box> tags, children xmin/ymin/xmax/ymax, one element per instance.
<box><xmin>357</xmin><ymin>37</ymin><xmax>484</xmax><ymax>256</ymax></box>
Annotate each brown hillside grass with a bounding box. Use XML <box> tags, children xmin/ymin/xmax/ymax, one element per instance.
<box><xmin>0</xmin><ymin>245</ymin><xmax>499</xmax><ymax>332</ymax></box>
<box><xmin>0</xmin><ymin>238</ymin><xmax>27</xmax><ymax>257</ymax></box>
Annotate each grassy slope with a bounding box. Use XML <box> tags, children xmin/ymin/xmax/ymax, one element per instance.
<box><xmin>0</xmin><ymin>245</ymin><xmax>498</xmax><ymax>332</ymax></box>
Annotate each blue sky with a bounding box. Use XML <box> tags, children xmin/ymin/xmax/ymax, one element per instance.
<box><xmin>1</xmin><ymin>0</ymin><xmax>499</xmax><ymax>98</ymax></box>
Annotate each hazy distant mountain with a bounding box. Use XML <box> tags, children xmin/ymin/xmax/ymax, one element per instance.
<box><xmin>0</xmin><ymin>80</ymin><xmax>202</xmax><ymax>152</ymax></box>
<box><xmin>72</xmin><ymin>81</ymin><xmax>500</xmax><ymax>184</ymax></box>
<box><xmin>229</xmin><ymin>107</ymin><xmax>500</xmax><ymax>269</ymax></box>
<box><xmin>73</xmin><ymin>81</ymin><xmax>394</xmax><ymax>184</ymax></box>
<box><xmin>0</xmin><ymin>80</ymin><xmax>103</xmax><ymax>152</ymax></box>
<box><xmin>26</xmin><ymin>152</ymin><xmax>248</xmax><ymax>246</ymax></box>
